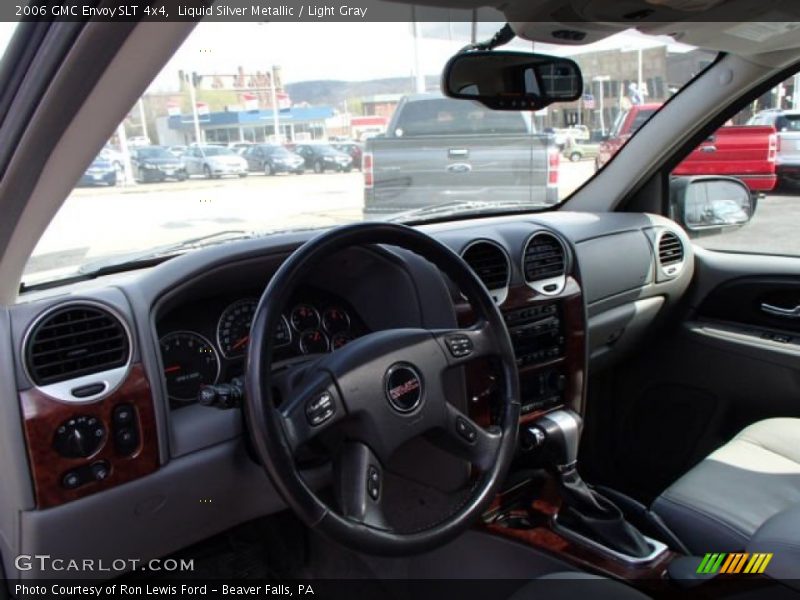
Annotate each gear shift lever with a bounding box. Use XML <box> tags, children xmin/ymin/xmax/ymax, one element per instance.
<box><xmin>530</xmin><ymin>409</ymin><xmax>653</xmax><ymax>559</ymax></box>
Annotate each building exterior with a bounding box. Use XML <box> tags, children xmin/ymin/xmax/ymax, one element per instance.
<box><xmin>165</xmin><ymin>106</ymin><xmax>335</xmax><ymax>145</ymax></box>
<box><xmin>536</xmin><ymin>47</ymin><xmax>716</xmax><ymax>133</ymax></box>
<box><xmin>361</xmin><ymin>94</ymin><xmax>404</xmax><ymax>119</ymax></box>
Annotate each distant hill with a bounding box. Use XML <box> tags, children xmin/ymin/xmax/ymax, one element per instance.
<box><xmin>285</xmin><ymin>75</ymin><xmax>440</xmax><ymax>108</ymax></box>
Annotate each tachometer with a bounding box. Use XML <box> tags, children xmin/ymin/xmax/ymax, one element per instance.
<box><xmin>291</xmin><ymin>304</ymin><xmax>320</xmax><ymax>331</ymax></box>
<box><xmin>217</xmin><ymin>298</ymin><xmax>292</xmax><ymax>358</ymax></box>
<box><xmin>299</xmin><ymin>329</ymin><xmax>329</xmax><ymax>354</ymax></box>
<box><xmin>160</xmin><ymin>331</ymin><xmax>220</xmax><ymax>403</ymax></box>
<box><xmin>322</xmin><ymin>307</ymin><xmax>350</xmax><ymax>334</ymax></box>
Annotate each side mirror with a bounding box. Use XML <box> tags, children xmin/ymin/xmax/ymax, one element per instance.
<box><xmin>669</xmin><ymin>176</ymin><xmax>755</xmax><ymax>237</ymax></box>
<box><xmin>441</xmin><ymin>50</ymin><xmax>583</xmax><ymax>111</ymax></box>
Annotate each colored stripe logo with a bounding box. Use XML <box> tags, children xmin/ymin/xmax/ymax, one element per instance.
<box><xmin>697</xmin><ymin>553</ymin><xmax>773</xmax><ymax>574</ymax></box>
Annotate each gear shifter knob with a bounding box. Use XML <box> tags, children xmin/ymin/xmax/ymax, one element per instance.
<box><xmin>531</xmin><ymin>409</ymin><xmax>583</xmax><ymax>470</ymax></box>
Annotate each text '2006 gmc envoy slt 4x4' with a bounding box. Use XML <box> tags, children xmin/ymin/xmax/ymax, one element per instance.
<box><xmin>3</xmin><ymin>1</ymin><xmax>800</xmax><ymax>599</ymax></box>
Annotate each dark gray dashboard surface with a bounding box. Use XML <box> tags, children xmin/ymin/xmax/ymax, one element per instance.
<box><xmin>2</xmin><ymin>210</ymin><xmax>694</xmax><ymax>580</ymax></box>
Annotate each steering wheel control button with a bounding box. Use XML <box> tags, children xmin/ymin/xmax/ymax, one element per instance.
<box><xmin>385</xmin><ymin>363</ymin><xmax>423</xmax><ymax>413</ymax></box>
<box><xmin>445</xmin><ymin>334</ymin><xmax>474</xmax><ymax>358</ymax></box>
<box><xmin>456</xmin><ymin>416</ymin><xmax>478</xmax><ymax>444</ymax></box>
<box><xmin>90</xmin><ymin>461</ymin><xmax>111</xmax><ymax>482</ymax></box>
<box><xmin>367</xmin><ymin>466</ymin><xmax>380</xmax><ymax>500</ymax></box>
<box><xmin>61</xmin><ymin>471</ymin><xmax>82</xmax><ymax>490</ymax></box>
<box><xmin>306</xmin><ymin>391</ymin><xmax>335</xmax><ymax>426</ymax></box>
<box><xmin>53</xmin><ymin>415</ymin><xmax>105</xmax><ymax>458</ymax></box>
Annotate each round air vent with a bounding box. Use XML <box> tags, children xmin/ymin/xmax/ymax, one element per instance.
<box><xmin>657</xmin><ymin>230</ymin><xmax>685</xmax><ymax>277</ymax></box>
<box><xmin>522</xmin><ymin>232</ymin><xmax>568</xmax><ymax>296</ymax></box>
<box><xmin>24</xmin><ymin>302</ymin><xmax>132</xmax><ymax>401</ymax></box>
<box><xmin>461</xmin><ymin>240</ymin><xmax>510</xmax><ymax>304</ymax></box>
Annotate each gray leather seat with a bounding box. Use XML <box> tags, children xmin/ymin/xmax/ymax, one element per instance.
<box><xmin>653</xmin><ymin>418</ymin><xmax>800</xmax><ymax>553</ymax></box>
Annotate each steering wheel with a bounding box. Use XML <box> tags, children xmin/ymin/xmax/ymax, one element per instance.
<box><xmin>244</xmin><ymin>222</ymin><xmax>520</xmax><ymax>555</ymax></box>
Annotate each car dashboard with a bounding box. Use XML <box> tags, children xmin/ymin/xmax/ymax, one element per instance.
<box><xmin>0</xmin><ymin>211</ymin><xmax>694</xmax><ymax>580</ymax></box>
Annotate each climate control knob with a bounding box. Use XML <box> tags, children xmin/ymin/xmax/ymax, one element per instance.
<box><xmin>53</xmin><ymin>416</ymin><xmax>105</xmax><ymax>458</ymax></box>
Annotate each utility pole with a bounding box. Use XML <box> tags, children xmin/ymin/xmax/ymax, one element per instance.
<box><xmin>186</xmin><ymin>72</ymin><xmax>202</xmax><ymax>144</ymax></box>
<box><xmin>794</xmin><ymin>72</ymin><xmax>800</xmax><ymax>110</ymax></box>
<box><xmin>270</xmin><ymin>65</ymin><xmax>281</xmax><ymax>143</ymax></box>
<box><xmin>137</xmin><ymin>98</ymin><xmax>149</xmax><ymax>142</ymax></box>
<box><xmin>411</xmin><ymin>10</ymin><xmax>426</xmax><ymax>93</ymax></box>
<box><xmin>116</xmin><ymin>122</ymin><xmax>135</xmax><ymax>185</ymax></box>
<box><xmin>637</xmin><ymin>48</ymin><xmax>643</xmax><ymax>98</ymax></box>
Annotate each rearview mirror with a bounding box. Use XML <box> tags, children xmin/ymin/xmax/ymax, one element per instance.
<box><xmin>669</xmin><ymin>176</ymin><xmax>755</xmax><ymax>237</ymax></box>
<box><xmin>441</xmin><ymin>50</ymin><xmax>583</xmax><ymax>111</ymax></box>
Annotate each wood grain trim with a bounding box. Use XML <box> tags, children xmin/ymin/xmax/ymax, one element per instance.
<box><xmin>20</xmin><ymin>363</ymin><xmax>159</xmax><ymax>508</ymax></box>
<box><xmin>484</xmin><ymin>477</ymin><xmax>677</xmax><ymax>590</ymax></box>
<box><xmin>462</xmin><ymin>276</ymin><xmax>586</xmax><ymax>424</ymax></box>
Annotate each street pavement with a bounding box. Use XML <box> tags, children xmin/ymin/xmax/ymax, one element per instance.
<box><xmin>24</xmin><ymin>161</ymin><xmax>800</xmax><ymax>280</ymax></box>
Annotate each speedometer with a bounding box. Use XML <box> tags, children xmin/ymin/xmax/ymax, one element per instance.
<box><xmin>160</xmin><ymin>331</ymin><xmax>220</xmax><ymax>403</ymax></box>
<box><xmin>217</xmin><ymin>298</ymin><xmax>257</xmax><ymax>358</ymax></box>
<box><xmin>217</xmin><ymin>298</ymin><xmax>291</xmax><ymax>358</ymax></box>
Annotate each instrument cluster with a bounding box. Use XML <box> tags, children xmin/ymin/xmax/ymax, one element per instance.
<box><xmin>158</xmin><ymin>288</ymin><xmax>365</xmax><ymax>406</ymax></box>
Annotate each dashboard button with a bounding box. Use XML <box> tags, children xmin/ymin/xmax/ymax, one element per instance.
<box><xmin>71</xmin><ymin>383</ymin><xmax>106</xmax><ymax>398</ymax></box>
<box><xmin>62</xmin><ymin>471</ymin><xmax>82</xmax><ymax>489</ymax></box>
<box><xmin>90</xmin><ymin>461</ymin><xmax>110</xmax><ymax>482</ymax></box>
<box><xmin>113</xmin><ymin>404</ymin><xmax>134</xmax><ymax>425</ymax></box>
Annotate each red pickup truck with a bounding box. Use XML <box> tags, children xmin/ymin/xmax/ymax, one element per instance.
<box><xmin>597</xmin><ymin>103</ymin><xmax>778</xmax><ymax>193</ymax></box>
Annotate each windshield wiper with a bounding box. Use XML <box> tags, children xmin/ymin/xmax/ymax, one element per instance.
<box><xmin>386</xmin><ymin>199</ymin><xmax>552</xmax><ymax>224</ymax></box>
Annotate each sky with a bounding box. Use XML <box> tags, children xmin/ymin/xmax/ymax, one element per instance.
<box><xmin>0</xmin><ymin>20</ymin><xmax>694</xmax><ymax>93</ymax></box>
<box><xmin>149</xmin><ymin>21</ymin><xmax>695</xmax><ymax>92</ymax></box>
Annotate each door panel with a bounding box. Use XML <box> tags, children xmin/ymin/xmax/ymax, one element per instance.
<box><xmin>582</xmin><ymin>247</ymin><xmax>800</xmax><ymax>502</ymax></box>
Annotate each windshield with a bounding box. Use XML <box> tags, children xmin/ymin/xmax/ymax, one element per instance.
<box><xmin>201</xmin><ymin>146</ymin><xmax>236</xmax><ymax>156</ymax></box>
<box><xmin>23</xmin><ymin>22</ymin><xmax>708</xmax><ymax>287</ymax></box>
<box><xmin>393</xmin><ymin>98</ymin><xmax>530</xmax><ymax>136</ymax></box>
<box><xmin>266</xmin><ymin>146</ymin><xmax>292</xmax><ymax>157</ymax></box>
<box><xmin>137</xmin><ymin>147</ymin><xmax>174</xmax><ymax>159</ymax></box>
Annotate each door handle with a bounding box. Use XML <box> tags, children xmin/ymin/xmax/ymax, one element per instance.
<box><xmin>699</xmin><ymin>145</ymin><xmax>717</xmax><ymax>153</ymax></box>
<box><xmin>448</xmin><ymin>148</ymin><xmax>469</xmax><ymax>158</ymax></box>
<box><xmin>761</xmin><ymin>303</ymin><xmax>800</xmax><ymax>318</ymax></box>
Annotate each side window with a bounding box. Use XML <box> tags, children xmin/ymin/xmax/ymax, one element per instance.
<box><xmin>672</xmin><ymin>68</ymin><xmax>800</xmax><ymax>256</ymax></box>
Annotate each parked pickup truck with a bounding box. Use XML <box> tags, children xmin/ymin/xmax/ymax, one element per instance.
<box><xmin>363</xmin><ymin>94</ymin><xmax>559</xmax><ymax>218</ymax></box>
<box><xmin>597</xmin><ymin>103</ymin><xmax>777</xmax><ymax>193</ymax></box>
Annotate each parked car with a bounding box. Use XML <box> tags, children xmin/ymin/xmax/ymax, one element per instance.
<box><xmin>563</xmin><ymin>141</ymin><xmax>600</xmax><ymax>162</ymax></box>
<box><xmin>78</xmin><ymin>156</ymin><xmax>117</xmax><ymax>186</ymax></box>
<box><xmin>167</xmin><ymin>145</ymin><xmax>187</xmax><ymax>157</ymax></box>
<box><xmin>598</xmin><ymin>103</ymin><xmax>777</xmax><ymax>193</ymax></box>
<box><xmin>181</xmin><ymin>145</ymin><xmax>248</xmax><ymax>179</ymax></box>
<box><xmin>331</xmin><ymin>141</ymin><xmax>364</xmax><ymax>170</ymax></box>
<box><xmin>127</xmin><ymin>136</ymin><xmax>150</xmax><ymax>147</ymax></box>
<box><xmin>552</xmin><ymin>125</ymin><xmax>591</xmax><ymax>148</ymax></box>
<box><xmin>228</xmin><ymin>141</ymin><xmax>254</xmax><ymax>155</ymax></box>
<box><xmin>364</xmin><ymin>93</ymin><xmax>558</xmax><ymax>218</ymax></box>
<box><xmin>98</xmin><ymin>146</ymin><xmax>123</xmax><ymax>172</ymax></box>
<box><xmin>241</xmin><ymin>144</ymin><xmax>305</xmax><ymax>175</ymax></box>
<box><xmin>132</xmin><ymin>146</ymin><xmax>186</xmax><ymax>182</ymax></box>
<box><xmin>293</xmin><ymin>143</ymin><xmax>353</xmax><ymax>173</ymax></box>
<box><xmin>747</xmin><ymin>109</ymin><xmax>800</xmax><ymax>185</ymax></box>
